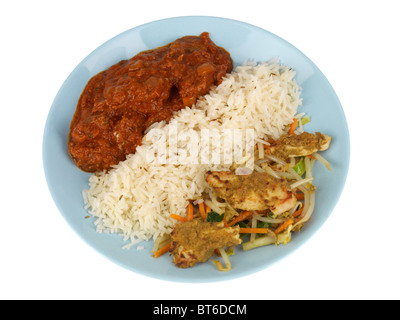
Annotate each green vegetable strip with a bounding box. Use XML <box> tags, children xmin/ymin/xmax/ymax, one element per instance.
<box><xmin>293</xmin><ymin>157</ymin><xmax>305</xmax><ymax>176</ymax></box>
<box><xmin>206</xmin><ymin>211</ymin><xmax>224</xmax><ymax>222</ymax></box>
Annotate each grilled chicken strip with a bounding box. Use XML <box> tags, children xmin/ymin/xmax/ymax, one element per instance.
<box><xmin>206</xmin><ymin>171</ymin><xmax>297</xmax><ymax>215</ymax></box>
<box><xmin>265</xmin><ymin>132</ymin><xmax>331</xmax><ymax>160</ymax></box>
<box><xmin>170</xmin><ymin>220</ymin><xmax>241</xmax><ymax>268</ymax></box>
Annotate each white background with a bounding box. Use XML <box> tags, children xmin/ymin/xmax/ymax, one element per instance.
<box><xmin>1</xmin><ymin>0</ymin><xmax>399</xmax><ymax>300</ymax></box>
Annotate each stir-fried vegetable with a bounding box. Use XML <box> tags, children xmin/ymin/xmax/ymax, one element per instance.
<box><xmin>198</xmin><ymin>202</ymin><xmax>207</xmax><ymax>220</ymax></box>
<box><xmin>239</xmin><ymin>228</ymin><xmax>270</xmax><ymax>234</ymax></box>
<box><xmin>227</xmin><ymin>211</ymin><xmax>253</xmax><ymax>227</ymax></box>
<box><xmin>206</xmin><ymin>211</ymin><xmax>224</xmax><ymax>222</ymax></box>
<box><xmin>300</xmin><ymin>116</ymin><xmax>311</xmax><ymax>126</ymax></box>
<box><xmin>170</xmin><ymin>214</ymin><xmax>188</xmax><ymax>223</ymax></box>
<box><xmin>289</xmin><ymin>118</ymin><xmax>298</xmax><ymax>135</ymax></box>
<box><xmin>274</xmin><ymin>218</ymin><xmax>294</xmax><ymax>235</ymax></box>
<box><xmin>187</xmin><ymin>203</ymin><xmax>194</xmax><ymax>221</ymax></box>
<box><xmin>153</xmin><ymin>241</ymin><xmax>172</xmax><ymax>258</ymax></box>
<box><xmin>153</xmin><ymin>117</ymin><xmax>332</xmax><ymax>271</ymax></box>
<box><xmin>212</xmin><ymin>247</ymin><xmax>232</xmax><ymax>272</ymax></box>
<box><xmin>293</xmin><ymin>157</ymin><xmax>305</xmax><ymax>176</ymax></box>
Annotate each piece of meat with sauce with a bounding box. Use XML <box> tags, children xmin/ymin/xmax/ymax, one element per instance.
<box><xmin>68</xmin><ymin>32</ymin><xmax>232</xmax><ymax>172</ymax></box>
<box><xmin>265</xmin><ymin>132</ymin><xmax>331</xmax><ymax>160</ymax></box>
<box><xmin>206</xmin><ymin>171</ymin><xmax>297</xmax><ymax>215</ymax></box>
<box><xmin>170</xmin><ymin>220</ymin><xmax>241</xmax><ymax>268</ymax></box>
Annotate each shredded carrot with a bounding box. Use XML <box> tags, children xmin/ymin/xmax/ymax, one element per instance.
<box><xmin>170</xmin><ymin>214</ymin><xmax>188</xmax><ymax>223</ymax></box>
<box><xmin>153</xmin><ymin>241</ymin><xmax>172</xmax><ymax>258</ymax></box>
<box><xmin>223</xmin><ymin>216</ymin><xmax>228</xmax><ymax>228</ymax></box>
<box><xmin>187</xmin><ymin>203</ymin><xmax>194</xmax><ymax>221</ymax></box>
<box><xmin>206</xmin><ymin>205</ymin><xmax>212</xmax><ymax>214</ymax></box>
<box><xmin>239</xmin><ymin>228</ymin><xmax>269</xmax><ymax>234</ymax></box>
<box><xmin>199</xmin><ymin>202</ymin><xmax>207</xmax><ymax>220</ymax></box>
<box><xmin>292</xmin><ymin>207</ymin><xmax>304</xmax><ymax>218</ymax></box>
<box><xmin>227</xmin><ymin>211</ymin><xmax>253</xmax><ymax>227</ymax></box>
<box><xmin>289</xmin><ymin>118</ymin><xmax>297</xmax><ymax>135</ymax></box>
<box><xmin>295</xmin><ymin>192</ymin><xmax>305</xmax><ymax>200</ymax></box>
<box><xmin>307</xmin><ymin>154</ymin><xmax>316</xmax><ymax>160</ymax></box>
<box><xmin>274</xmin><ymin>218</ymin><xmax>294</xmax><ymax>234</ymax></box>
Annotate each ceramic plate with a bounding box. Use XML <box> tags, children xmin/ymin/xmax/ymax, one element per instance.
<box><xmin>43</xmin><ymin>16</ymin><xmax>350</xmax><ymax>282</ymax></box>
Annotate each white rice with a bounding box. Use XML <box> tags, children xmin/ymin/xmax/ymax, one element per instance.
<box><xmin>83</xmin><ymin>58</ymin><xmax>302</xmax><ymax>248</ymax></box>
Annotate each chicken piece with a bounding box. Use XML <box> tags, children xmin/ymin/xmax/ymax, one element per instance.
<box><xmin>265</xmin><ymin>132</ymin><xmax>331</xmax><ymax>160</ymax></box>
<box><xmin>170</xmin><ymin>220</ymin><xmax>241</xmax><ymax>268</ymax></box>
<box><xmin>206</xmin><ymin>171</ymin><xmax>296</xmax><ymax>215</ymax></box>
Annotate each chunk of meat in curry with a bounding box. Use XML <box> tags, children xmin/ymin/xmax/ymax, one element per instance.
<box><xmin>206</xmin><ymin>171</ymin><xmax>297</xmax><ymax>215</ymax></box>
<box><xmin>265</xmin><ymin>132</ymin><xmax>331</xmax><ymax>160</ymax></box>
<box><xmin>170</xmin><ymin>220</ymin><xmax>241</xmax><ymax>269</ymax></box>
<box><xmin>68</xmin><ymin>32</ymin><xmax>233</xmax><ymax>172</ymax></box>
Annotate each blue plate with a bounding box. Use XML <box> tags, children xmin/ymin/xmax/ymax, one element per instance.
<box><xmin>43</xmin><ymin>16</ymin><xmax>350</xmax><ymax>282</ymax></box>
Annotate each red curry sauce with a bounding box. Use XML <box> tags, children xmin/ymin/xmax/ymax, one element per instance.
<box><xmin>68</xmin><ymin>32</ymin><xmax>233</xmax><ymax>172</ymax></box>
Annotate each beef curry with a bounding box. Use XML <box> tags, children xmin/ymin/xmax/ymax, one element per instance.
<box><xmin>68</xmin><ymin>32</ymin><xmax>233</xmax><ymax>172</ymax></box>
